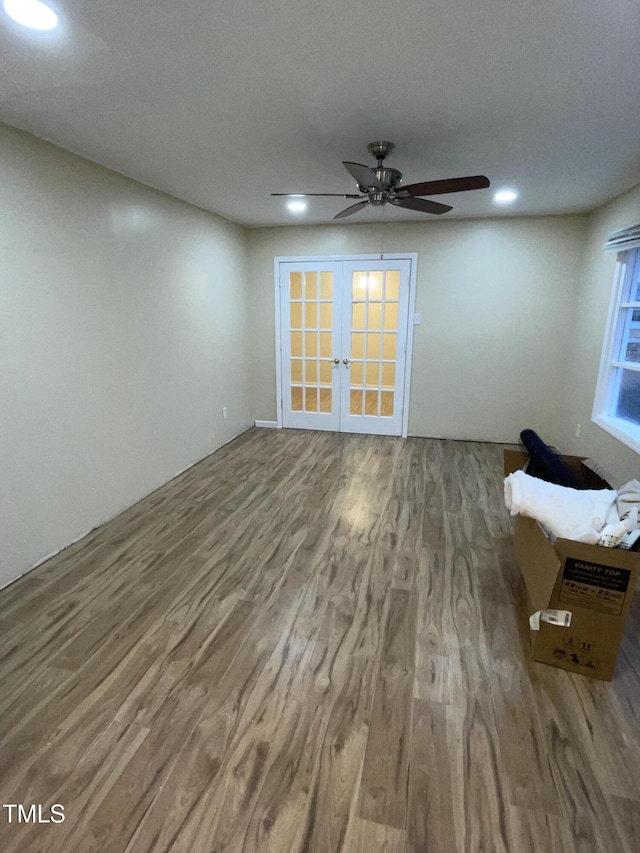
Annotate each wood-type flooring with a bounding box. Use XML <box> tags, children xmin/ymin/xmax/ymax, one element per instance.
<box><xmin>1</xmin><ymin>428</ymin><xmax>639</xmax><ymax>852</ymax></box>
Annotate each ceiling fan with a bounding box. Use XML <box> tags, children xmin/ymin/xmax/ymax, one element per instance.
<box><xmin>272</xmin><ymin>141</ymin><xmax>491</xmax><ymax>219</ymax></box>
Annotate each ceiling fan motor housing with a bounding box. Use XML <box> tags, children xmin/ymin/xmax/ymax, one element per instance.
<box><xmin>366</xmin><ymin>168</ymin><xmax>404</xmax><ymax>204</ymax></box>
<box><xmin>359</xmin><ymin>166</ymin><xmax>403</xmax><ymax>201</ymax></box>
<box><xmin>376</xmin><ymin>167</ymin><xmax>403</xmax><ymax>190</ymax></box>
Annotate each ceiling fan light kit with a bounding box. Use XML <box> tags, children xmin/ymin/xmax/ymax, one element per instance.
<box><xmin>272</xmin><ymin>141</ymin><xmax>491</xmax><ymax>219</ymax></box>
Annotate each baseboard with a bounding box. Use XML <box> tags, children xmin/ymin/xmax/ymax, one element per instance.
<box><xmin>254</xmin><ymin>420</ymin><xmax>279</xmax><ymax>429</ymax></box>
<box><xmin>1</xmin><ymin>423</ymin><xmax>255</xmax><ymax>599</ymax></box>
<box><xmin>407</xmin><ymin>432</ymin><xmax>518</xmax><ymax>445</ymax></box>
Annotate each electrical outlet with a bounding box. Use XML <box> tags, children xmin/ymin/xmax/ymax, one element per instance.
<box><xmin>222</xmin><ymin>406</ymin><xmax>228</xmax><ymax>419</ymax></box>
<box><xmin>575</xmin><ymin>423</ymin><xmax>581</xmax><ymax>438</ymax></box>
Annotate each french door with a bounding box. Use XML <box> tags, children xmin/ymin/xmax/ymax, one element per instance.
<box><xmin>279</xmin><ymin>258</ymin><xmax>413</xmax><ymax>436</ymax></box>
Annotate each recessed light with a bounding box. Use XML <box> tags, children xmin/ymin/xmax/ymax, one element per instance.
<box><xmin>494</xmin><ymin>188</ymin><xmax>518</xmax><ymax>205</ymax></box>
<box><xmin>2</xmin><ymin>0</ymin><xmax>58</xmax><ymax>30</ymax></box>
<box><xmin>286</xmin><ymin>200</ymin><xmax>307</xmax><ymax>214</ymax></box>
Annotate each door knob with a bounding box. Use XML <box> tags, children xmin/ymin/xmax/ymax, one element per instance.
<box><xmin>343</xmin><ymin>358</ymin><xmax>350</xmax><ymax>365</ymax></box>
<box><xmin>333</xmin><ymin>358</ymin><xmax>340</xmax><ymax>364</ymax></box>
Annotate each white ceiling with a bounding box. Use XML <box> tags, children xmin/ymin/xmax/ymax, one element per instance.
<box><xmin>1</xmin><ymin>0</ymin><xmax>639</xmax><ymax>226</ymax></box>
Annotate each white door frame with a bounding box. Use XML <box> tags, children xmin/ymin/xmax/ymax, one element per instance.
<box><xmin>274</xmin><ymin>253</ymin><xmax>418</xmax><ymax>437</ymax></box>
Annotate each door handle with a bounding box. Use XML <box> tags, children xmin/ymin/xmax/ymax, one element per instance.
<box><xmin>333</xmin><ymin>358</ymin><xmax>340</xmax><ymax>364</ymax></box>
<box><xmin>343</xmin><ymin>358</ymin><xmax>350</xmax><ymax>365</ymax></box>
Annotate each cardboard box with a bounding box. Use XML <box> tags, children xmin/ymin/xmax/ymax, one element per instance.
<box><xmin>504</xmin><ymin>449</ymin><xmax>639</xmax><ymax>680</ymax></box>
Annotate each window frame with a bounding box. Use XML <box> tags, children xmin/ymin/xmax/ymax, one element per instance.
<box><xmin>592</xmin><ymin>247</ymin><xmax>640</xmax><ymax>453</ymax></box>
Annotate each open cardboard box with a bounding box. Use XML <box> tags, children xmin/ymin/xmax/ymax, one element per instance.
<box><xmin>504</xmin><ymin>449</ymin><xmax>639</xmax><ymax>680</ymax></box>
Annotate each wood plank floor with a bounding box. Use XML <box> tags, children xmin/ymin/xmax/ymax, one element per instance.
<box><xmin>1</xmin><ymin>428</ymin><xmax>639</xmax><ymax>852</ymax></box>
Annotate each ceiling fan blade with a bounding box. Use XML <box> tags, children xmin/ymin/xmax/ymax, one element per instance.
<box><xmin>391</xmin><ymin>197</ymin><xmax>452</xmax><ymax>215</ymax></box>
<box><xmin>398</xmin><ymin>175</ymin><xmax>490</xmax><ymax>197</ymax></box>
<box><xmin>271</xmin><ymin>193</ymin><xmax>363</xmax><ymax>198</ymax></box>
<box><xmin>333</xmin><ymin>200</ymin><xmax>370</xmax><ymax>220</ymax></box>
<box><xmin>343</xmin><ymin>161</ymin><xmax>383</xmax><ymax>191</ymax></box>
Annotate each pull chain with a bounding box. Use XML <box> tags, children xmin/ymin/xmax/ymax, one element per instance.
<box><xmin>380</xmin><ymin>204</ymin><xmax>385</xmax><ymax>260</ymax></box>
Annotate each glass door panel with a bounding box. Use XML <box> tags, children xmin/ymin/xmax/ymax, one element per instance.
<box><xmin>339</xmin><ymin>260</ymin><xmax>411</xmax><ymax>436</ymax></box>
<box><xmin>280</xmin><ymin>262</ymin><xmax>341</xmax><ymax>431</ymax></box>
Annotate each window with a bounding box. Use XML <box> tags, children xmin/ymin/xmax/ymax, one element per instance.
<box><xmin>593</xmin><ymin>246</ymin><xmax>640</xmax><ymax>452</ymax></box>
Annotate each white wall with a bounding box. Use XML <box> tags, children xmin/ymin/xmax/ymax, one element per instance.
<box><xmin>248</xmin><ymin>217</ymin><xmax>586</xmax><ymax>441</ymax></box>
<box><xmin>0</xmin><ymin>124</ymin><xmax>252</xmax><ymax>587</ymax></box>
<box><xmin>556</xmin><ymin>184</ymin><xmax>640</xmax><ymax>484</ymax></box>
